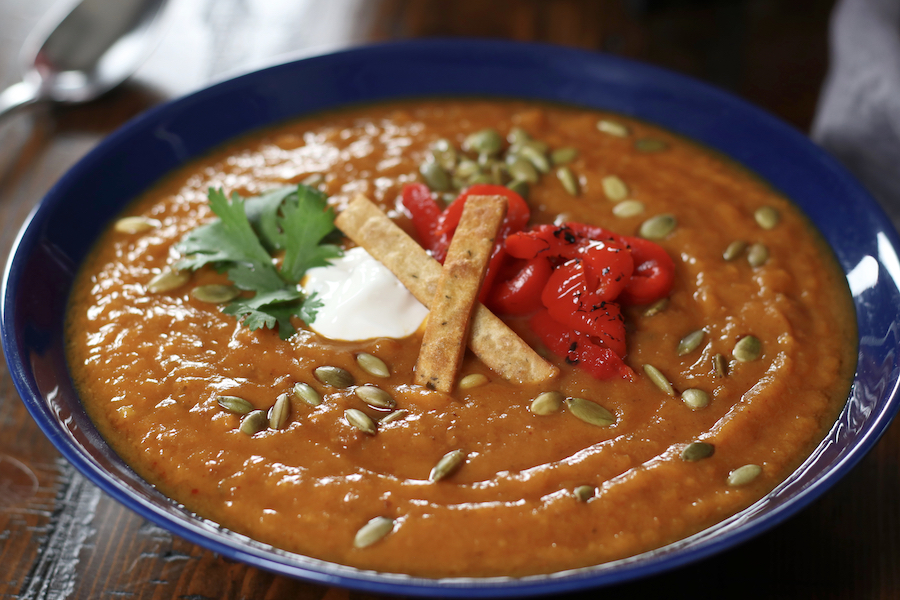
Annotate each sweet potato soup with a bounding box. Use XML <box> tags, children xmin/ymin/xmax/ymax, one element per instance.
<box><xmin>65</xmin><ymin>100</ymin><xmax>857</xmax><ymax>578</ymax></box>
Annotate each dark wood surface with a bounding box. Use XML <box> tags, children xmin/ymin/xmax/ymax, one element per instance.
<box><xmin>2</xmin><ymin>0</ymin><xmax>898</xmax><ymax>598</ymax></box>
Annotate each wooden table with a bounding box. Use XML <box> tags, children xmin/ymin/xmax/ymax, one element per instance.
<box><xmin>2</xmin><ymin>0</ymin><xmax>898</xmax><ymax>598</ymax></box>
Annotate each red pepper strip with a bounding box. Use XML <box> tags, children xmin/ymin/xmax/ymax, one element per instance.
<box><xmin>579</xmin><ymin>237</ymin><xmax>634</xmax><ymax>296</ymax></box>
<box><xmin>531</xmin><ymin>309</ymin><xmax>634</xmax><ymax>381</ymax></box>
<box><xmin>505</xmin><ymin>223</ymin><xmax>624</xmax><ymax>262</ymax></box>
<box><xmin>486</xmin><ymin>256</ymin><xmax>552</xmax><ymax>315</ymax></box>
<box><xmin>565</xmin><ymin>222</ymin><xmax>624</xmax><ymax>245</ymax></box>
<box><xmin>505</xmin><ymin>224</ymin><xmax>585</xmax><ymax>261</ymax></box>
<box><xmin>507</xmin><ymin>223</ymin><xmax>673</xmax><ymax>306</ymax></box>
<box><xmin>617</xmin><ymin>236</ymin><xmax>675</xmax><ymax>306</ymax></box>
<box><xmin>433</xmin><ymin>184</ymin><xmax>531</xmax><ymax>300</ymax></box>
<box><xmin>541</xmin><ymin>260</ymin><xmax>627</xmax><ymax>356</ymax></box>
<box><xmin>400</xmin><ymin>183</ymin><xmax>443</xmax><ymax>252</ymax></box>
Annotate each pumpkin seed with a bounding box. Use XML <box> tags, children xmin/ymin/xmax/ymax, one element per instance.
<box><xmin>518</xmin><ymin>139</ymin><xmax>549</xmax><ymax>155</ymax></box>
<box><xmin>293</xmin><ymin>382</ymin><xmax>322</xmax><ymax>407</ymax></box>
<box><xmin>573</xmin><ymin>485</ymin><xmax>595</xmax><ymax>502</ymax></box>
<box><xmin>419</xmin><ymin>160</ymin><xmax>451</xmax><ymax>192</ymax></box>
<box><xmin>508</xmin><ymin>157</ymin><xmax>539</xmax><ymax>183</ymax></box>
<box><xmin>468</xmin><ymin>173</ymin><xmax>494</xmax><ymax>185</ymax></box>
<box><xmin>643</xmin><ymin>364</ymin><xmax>675</xmax><ymax>396</ymax></box>
<box><xmin>114</xmin><ymin>215</ymin><xmax>160</xmax><ymax>234</ymax></box>
<box><xmin>430</xmin><ymin>138</ymin><xmax>458</xmax><ymax>170</ymax></box>
<box><xmin>490</xmin><ymin>162</ymin><xmax>509</xmax><ymax>185</ymax></box>
<box><xmin>634</xmin><ymin>138</ymin><xmax>668</xmax><ymax>153</ymax></box>
<box><xmin>747</xmin><ymin>243</ymin><xmax>769</xmax><ymax>267</ymax></box>
<box><xmin>463</xmin><ymin>128</ymin><xmax>503</xmax><ymax>155</ymax></box>
<box><xmin>356</xmin><ymin>353</ymin><xmax>390</xmax><ymax>378</ymax></box>
<box><xmin>530</xmin><ymin>391</ymin><xmax>564</xmax><ymax>415</ymax></box>
<box><xmin>355</xmin><ymin>385</ymin><xmax>396</xmax><ymax>409</ymax></box>
<box><xmin>459</xmin><ymin>373</ymin><xmax>489</xmax><ymax>390</ymax></box>
<box><xmin>301</xmin><ymin>173</ymin><xmax>325</xmax><ymax>188</ymax></box>
<box><xmin>565</xmin><ymin>397</ymin><xmax>615</xmax><ymax>427</ymax></box>
<box><xmin>550</xmin><ymin>147</ymin><xmax>578</xmax><ymax>165</ymax></box>
<box><xmin>712</xmin><ymin>353</ymin><xmax>728</xmax><ymax>378</ymax></box>
<box><xmin>345</xmin><ymin>408</ymin><xmax>377</xmax><ymax>435</ymax></box>
<box><xmin>639</xmin><ymin>214</ymin><xmax>677</xmax><ymax>240</ymax></box>
<box><xmin>217</xmin><ymin>395</ymin><xmax>254</xmax><ymax>414</ymax></box>
<box><xmin>518</xmin><ymin>144</ymin><xmax>551</xmax><ymax>173</ymax></box>
<box><xmin>455</xmin><ymin>159</ymin><xmax>480</xmax><ymax>179</ymax></box>
<box><xmin>506</xmin><ymin>179</ymin><xmax>529</xmax><ymax>199</ymax></box>
<box><xmin>597</xmin><ymin>119</ymin><xmax>629</xmax><ymax>137</ymax></box>
<box><xmin>733</xmin><ymin>335</ymin><xmax>761</xmax><ymax>362</ymax></box>
<box><xmin>681</xmin><ymin>388</ymin><xmax>710</xmax><ymax>410</ymax></box>
<box><xmin>507</xmin><ymin>127</ymin><xmax>531</xmax><ymax>145</ymax></box>
<box><xmin>239</xmin><ymin>410</ymin><xmax>268</xmax><ymax>435</ymax></box>
<box><xmin>380</xmin><ymin>409</ymin><xmax>409</xmax><ymax>424</ymax></box>
<box><xmin>429</xmin><ymin>449</ymin><xmax>466</xmax><ymax>482</ymax></box>
<box><xmin>727</xmin><ymin>464</ymin><xmax>762</xmax><ymax>486</ymax></box>
<box><xmin>677</xmin><ymin>329</ymin><xmax>705</xmax><ymax>356</ymax></box>
<box><xmin>477</xmin><ymin>152</ymin><xmax>496</xmax><ymax>168</ymax></box>
<box><xmin>601</xmin><ymin>175</ymin><xmax>628</xmax><ymax>201</ymax></box>
<box><xmin>723</xmin><ymin>240</ymin><xmax>748</xmax><ymax>261</ymax></box>
<box><xmin>556</xmin><ymin>166</ymin><xmax>580</xmax><ymax>196</ymax></box>
<box><xmin>644</xmin><ymin>298</ymin><xmax>669</xmax><ymax>316</ymax></box>
<box><xmin>681</xmin><ymin>441</ymin><xmax>715</xmax><ymax>462</ymax></box>
<box><xmin>612</xmin><ymin>199</ymin><xmax>645</xmax><ymax>218</ymax></box>
<box><xmin>268</xmin><ymin>392</ymin><xmax>290</xmax><ymax>430</ymax></box>
<box><xmin>191</xmin><ymin>284</ymin><xmax>240</xmax><ymax>304</ymax></box>
<box><xmin>353</xmin><ymin>516</ymin><xmax>395</xmax><ymax>548</ymax></box>
<box><xmin>314</xmin><ymin>366</ymin><xmax>354</xmax><ymax>389</ymax></box>
<box><xmin>754</xmin><ymin>206</ymin><xmax>780</xmax><ymax>230</ymax></box>
<box><xmin>147</xmin><ymin>268</ymin><xmax>190</xmax><ymax>293</ymax></box>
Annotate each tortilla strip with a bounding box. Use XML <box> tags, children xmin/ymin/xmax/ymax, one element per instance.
<box><xmin>414</xmin><ymin>195</ymin><xmax>508</xmax><ymax>391</ymax></box>
<box><xmin>335</xmin><ymin>194</ymin><xmax>559</xmax><ymax>385</ymax></box>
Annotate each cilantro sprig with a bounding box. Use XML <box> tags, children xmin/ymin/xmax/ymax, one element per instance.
<box><xmin>176</xmin><ymin>184</ymin><xmax>340</xmax><ymax>339</ymax></box>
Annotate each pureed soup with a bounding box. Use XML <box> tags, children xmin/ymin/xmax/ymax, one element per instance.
<box><xmin>65</xmin><ymin>100</ymin><xmax>857</xmax><ymax>578</ymax></box>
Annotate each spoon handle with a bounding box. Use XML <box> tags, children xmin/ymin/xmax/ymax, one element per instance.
<box><xmin>0</xmin><ymin>80</ymin><xmax>41</xmax><ymax>123</ymax></box>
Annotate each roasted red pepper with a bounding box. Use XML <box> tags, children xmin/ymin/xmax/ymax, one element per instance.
<box><xmin>499</xmin><ymin>222</ymin><xmax>673</xmax><ymax>380</ymax></box>
<box><xmin>400</xmin><ymin>182</ymin><xmax>444</xmax><ymax>253</ymax></box>
<box><xmin>531</xmin><ymin>309</ymin><xmax>634</xmax><ymax>381</ymax></box>
<box><xmin>617</xmin><ymin>236</ymin><xmax>675</xmax><ymax>306</ymax></box>
<box><xmin>487</xmin><ymin>256</ymin><xmax>552</xmax><ymax>315</ymax></box>
<box><xmin>505</xmin><ymin>223</ymin><xmax>670</xmax><ymax>308</ymax></box>
<box><xmin>540</xmin><ymin>259</ymin><xmax>628</xmax><ymax>356</ymax></box>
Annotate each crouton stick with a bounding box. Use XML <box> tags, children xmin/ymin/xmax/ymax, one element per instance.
<box><xmin>335</xmin><ymin>195</ymin><xmax>559</xmax><ymax>385</ymax></box>
<box><xmin>415</xmin><ymin>195</ymin><xmax>507</xmax><ymax>391</ymax></box>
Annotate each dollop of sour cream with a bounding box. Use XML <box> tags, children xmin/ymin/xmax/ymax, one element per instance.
<box><xmin>301</xmin><ymin>246</ymin><xmax>428</xmax><ymax>341</ymax></box>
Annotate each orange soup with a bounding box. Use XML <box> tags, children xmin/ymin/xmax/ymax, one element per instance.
<box><xmin>65</xmin><ymin>100</ymin><xmax>856</xmax><ymax>578</ymax></box>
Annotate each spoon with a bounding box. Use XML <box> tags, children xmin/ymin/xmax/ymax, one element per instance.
<box><xmin>0</xmin><ymin>0</ymin><xmax>168</xmax><ymax>121</ymax></box>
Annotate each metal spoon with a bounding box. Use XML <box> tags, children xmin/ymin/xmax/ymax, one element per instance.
<box><xmin>0</xmin><ymin>0</ymin><xmax>168</xmax><ymax>121</ymax></box>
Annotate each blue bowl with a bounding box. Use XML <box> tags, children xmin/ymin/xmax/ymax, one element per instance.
<box><xmin>3</xmin><ymin>40</ymin><xmax>900</xmax><ymax>597</ymax></box>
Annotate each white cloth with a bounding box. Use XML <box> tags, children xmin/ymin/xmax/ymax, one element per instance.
<box><xmin>812</xmin><ymin>0</ymin><xmax>900</xmax><ymax>224</ymax></box>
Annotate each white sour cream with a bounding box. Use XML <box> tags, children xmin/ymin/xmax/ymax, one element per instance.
<box><xmin>302</xmin><ymin>246</ymin><xmax>428</xmax><ymax>341</ymax></box>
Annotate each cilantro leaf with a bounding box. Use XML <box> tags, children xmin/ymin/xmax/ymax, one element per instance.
<box><xmin>244</xmin><ymin>187</ymin><xmax>296</xmax><ymax>252</ymax></box>
<box><xmin>175</xmin><ymin>184</ymin><xmax>341</xmax><ymax>339</ymax></box>
<box><xmin>223</xmin><ymin>291</ymin><xmax>323</xmax><ymax>340</ymax></box>
<box><xmin>176</xmin><ymin>189</ymin><xmax>280</xmax><ymax>275</ymax></box>
<box><xmin>223</xmin><ymin>288</ymin><xmax>304</xmax><ymax>340</ymax></box>
<box><xmin>279</xmin><ymin>187</ymin><xmax>342</xmax><ymax>282</ymax></box>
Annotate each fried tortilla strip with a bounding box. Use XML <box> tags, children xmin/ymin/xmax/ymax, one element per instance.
<box><xmin>335</xmin><ymin>195</ymin><xmax>559</xmax><ymax>385</ymax></box>
<box><xmin>414</xmin><ymin>195</ymin><xmax>508</xmax><ymax>391</ymax></box>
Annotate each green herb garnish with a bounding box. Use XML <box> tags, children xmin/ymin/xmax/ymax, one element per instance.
<box><xmin>176</xmin><ymin>184</ymin><xmax>340</xmax><ymax>339</ymax></box>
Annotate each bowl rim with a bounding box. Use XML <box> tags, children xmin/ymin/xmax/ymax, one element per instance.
<box><xmin>4</xmin><ymin>38</ymin><xmax>900</xmax><ymax>597</ymax></box>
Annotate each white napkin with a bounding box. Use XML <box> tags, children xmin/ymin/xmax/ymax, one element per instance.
<box><xmin>812</xmin><ymin>0</ymin><xmax>900</xmax><ymax>224</ymax></box>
